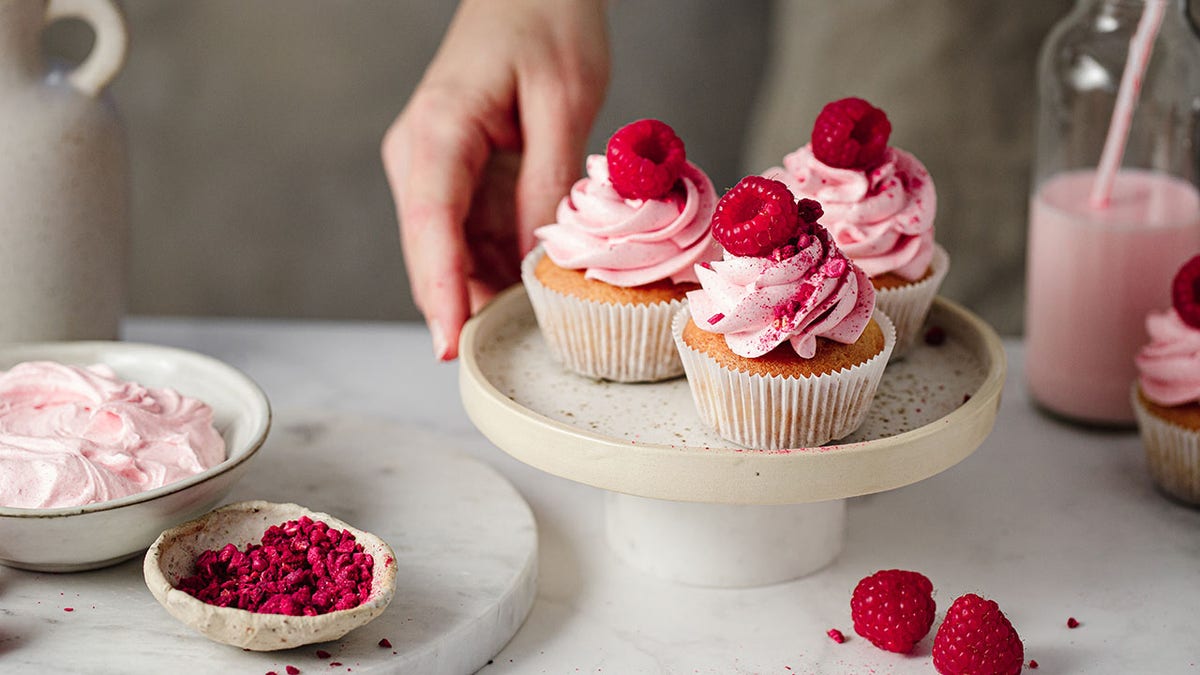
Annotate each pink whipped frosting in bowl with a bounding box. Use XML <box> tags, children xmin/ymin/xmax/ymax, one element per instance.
<box><xmin>764</xmin><ymin>145</ymin><xmax>936</xmax><ymax>281</ymax></box>
<box><xmin>1136</xmin><ymin>309</ymin><xmax>1200</xmax><ymax>406</ymax></box>
<box><xmin>686</xmin><ymin>226</ymin><xmax>876</xmax><ymax>359</ymax></box>
<box><xmin>0</xmin><ymin>361</ymin><xmax>226</xmax><ymax>509</ymax></box>
<box><xmin>0</xmin><ymin>341</ymin><xmax>270</xmax><ymax>572</ymax></box>
<box><xmin>534</xmin><ymin>155</ymin><xmax>720</xmax><ymax>287</ymax></box>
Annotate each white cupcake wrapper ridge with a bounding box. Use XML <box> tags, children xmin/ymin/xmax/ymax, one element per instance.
<box><xmin>522</xmin><ymin>247</ymin><xmax>685</xmax><ymax>383</ymax></box>
<box><xmin>672</xmin><ymin>306</ymin><xmax>896</xmax><ymax>450</ymax></box>
<box><xmin>875</xmin><ymin>243</ymin><xmax>949</xmax><ymax>359</ymax></box>
<box><xmin>1132</xmin><ymin>387</ymin><xmax>1200</xmax><ymax>505</ymax></box>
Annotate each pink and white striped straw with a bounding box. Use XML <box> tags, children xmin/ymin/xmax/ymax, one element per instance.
<box><xmin>1090</xmin><ymin>0</ymin><xmax>1168</xmax><ymax>209</ymax></box>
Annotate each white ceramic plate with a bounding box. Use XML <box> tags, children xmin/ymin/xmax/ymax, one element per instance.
<box><xmin>0</xmin><ymin>341</ymin><xmax>271</xmax><ymax>571</ymax></box>
<box><xmin>460</xmin><ymin>287</ymin><xmax>1005</xmax><ymax>505</ymax></box>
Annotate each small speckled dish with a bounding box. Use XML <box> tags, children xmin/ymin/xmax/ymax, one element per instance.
<box><xmin>0</xmin><ymin>341</ymin><xmax>270</xmax><ymax>572</ymax></box>
<box><xmin>144</xmin><ymin>500</ymin><xmax>397</xmax><ymax>651</ymax></box>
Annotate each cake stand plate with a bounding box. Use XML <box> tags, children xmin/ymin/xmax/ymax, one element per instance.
<box><xmin>460</xmin><ymin>287</ymin><xmax>1004</xmax><ymax>586</ymax></box>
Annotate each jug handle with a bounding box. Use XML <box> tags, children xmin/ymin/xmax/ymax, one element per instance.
<box><xmin>44</xmin><ymin>0</ymin><xmax>128</xmax><ymax>97</ymax></box>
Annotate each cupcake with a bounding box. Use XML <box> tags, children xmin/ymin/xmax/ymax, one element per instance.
<box><xmin>1132</xmin><ymin>255</ymin><xmax>1200</xmax><ymax>505</ymax></box>
<box><xmin>522</xmin><ymin>119</ymin><xmax>720</xmax><ymax>382</ymax></box>
<box><xmin>674</xmin><ymin>175</ymin><xmax>896</xmax><ymax>449</ymax></box>
<box><xmin>763</xmin><ymin>97</ymin><xmax>947</xmax><ymax>357</ymax></box>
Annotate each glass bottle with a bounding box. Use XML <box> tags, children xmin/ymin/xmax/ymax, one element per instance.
<box><xmin>1025</xmin><ymin>0</ymin><xmax>1200</xmax><ymax>425</ymax></box>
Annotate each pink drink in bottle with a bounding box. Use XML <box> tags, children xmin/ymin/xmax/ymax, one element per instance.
<box><xmin>1025</xmin><ymin>0</ymin><xmax>1200</xmax><ymax>424</ymax></box>
<box><xmin>1026</xmin><ymin>169</ymin><xmax>1200</xmax><ymax>424</ymax></box>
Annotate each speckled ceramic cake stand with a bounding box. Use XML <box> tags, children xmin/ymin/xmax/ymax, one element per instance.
<box><xmin>460</xmin><ymin>287</ymin><xmax>1005</xmax><ymax>587</ymax></box>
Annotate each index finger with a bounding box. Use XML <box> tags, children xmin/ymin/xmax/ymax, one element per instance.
<box><xmin>383</xmin><ymin>98</ymin><xmax>491</xmax><ymax>360</ymax></box>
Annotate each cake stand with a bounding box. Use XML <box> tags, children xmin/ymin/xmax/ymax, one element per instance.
<box><xmin>459</xmin><ymin>287</ymin><xmax>1005</xmax><ymax>587</ymax></box>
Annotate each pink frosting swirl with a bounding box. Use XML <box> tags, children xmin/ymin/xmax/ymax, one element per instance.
<box><xmin>0</xmin><ymin>362</ymin><xmax>226</xmax><ymax>509</ymax></box>
<box><xmin>534</xmin><ymin>155</ymin><xmax>720</xmax><ymax>286</ymax></box>
<box><xmin>1136</xmin><ymin>309</ymin><xmax>1200</xmax><ymax>406</ymax></box>
<box><xmin>686</xmin><ymin>226</ymin><xmax>876</xmax><ymax>359</ymax></box>
<box><xmin>763</xmin><ymin>145</ymin><xmax>936</xmax><ymax>280</ymax></box>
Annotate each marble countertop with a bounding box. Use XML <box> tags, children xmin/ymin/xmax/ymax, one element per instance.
<box><xmin>5</xmin><ymin>316</ymin><xmax>1199</xmax><ymax>674</ymax></box>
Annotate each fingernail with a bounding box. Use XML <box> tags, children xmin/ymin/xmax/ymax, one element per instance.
<box><xmin>430</xmin><ymin>323</ymin><xmax>449</xmax><ymax>360</ymax></box>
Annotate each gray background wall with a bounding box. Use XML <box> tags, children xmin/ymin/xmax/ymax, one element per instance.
<box><xmin>46</xmin><ymin>1</ymin><xmax>1111</xmax><ymax>335</ymax></box>
<box><xmin>48</xmin><ymin>0</ymin><xmax>769</xmax><ymax>321</ymax></box>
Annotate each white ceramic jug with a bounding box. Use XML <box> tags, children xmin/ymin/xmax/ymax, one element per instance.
<box><xmin>0</xmin><ymin>0</ymin><xmax>129</xmax><ymax>342</ymax></box>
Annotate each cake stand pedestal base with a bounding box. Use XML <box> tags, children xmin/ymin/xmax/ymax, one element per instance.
<box><xmin>604</xmin><ymin>493</ymin><xmax>845</xmax><ymax>587</ymax></box>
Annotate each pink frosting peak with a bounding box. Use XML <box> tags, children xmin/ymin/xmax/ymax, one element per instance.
<box><xmin>0</xmin><ymin>362</ymin><xmax>225</xmax><ymax>509</ymax></box>
<box><xmin>1136</xmin><ymin>309</ymin><xmax>1200</xmax><ymax>406</ymax></box>
<box><xmin>687</xmin><ymin>226</ymin><xmax>876</xmax><ymax>359</ymax></box>
<box><xmin>763</xmin><ymin>145</ymin><xmax>936</xmax><ymax>281</ymax></box>
<box><xmin>534</xmin><ymin>155</ymin><xmax>720</xmax><ymax>286</ymax></box>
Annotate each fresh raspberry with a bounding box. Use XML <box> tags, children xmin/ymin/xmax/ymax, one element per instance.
<box><xmin>1172</xmin><ymin>254</ymin><xmax>1200</xmax><ymax>328</ymax></box>
<box><xmin>933</xmin><ymin>593</ymin><xmax>1024</xmax><ymax>675</ymax></box>
<box><xmin>606</xmin><ymin>119</ymin><xmax>687</xmax><ymax>200</ymax></box>
<box><xmin>811</xmin><ymin>97</ymin><xmax>892</xmax><ymax>170</ymax></box>
<box><xmin>850</xmin><ymin>569</ymin><xmax>936</xmax><ymax>654</ymax></box>
<box><xmin>711</xmin><ymin>176</ymin><xmax>800</xmax><ymax>257</ymax></box>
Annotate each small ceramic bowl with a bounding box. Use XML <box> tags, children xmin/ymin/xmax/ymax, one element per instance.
<box><xmin>0</xmin><ymin>341</ymin><xmax>271</xmax><ymax>572</ymax></box>
<box><xmin>144</xmin><ymin>500</ymin><xmax>397</xmax><ymax>651</ymax></box>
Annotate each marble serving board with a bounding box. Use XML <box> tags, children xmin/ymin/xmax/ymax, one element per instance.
<box><xmin>0</xmin><ymin>411</ymin><xmax>537</xmax><ymax>675</ymax></box>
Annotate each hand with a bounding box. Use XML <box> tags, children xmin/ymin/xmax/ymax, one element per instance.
<box><xmin>382</xmin><ymin>0</ymin><xmax>610</xmax><ymax>360</ymax></box>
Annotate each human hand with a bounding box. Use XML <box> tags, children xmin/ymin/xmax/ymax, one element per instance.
<box><xmin>382</xmin><ymin>0</ymin><xmax>610</xmax><ymax>360</ymax></box>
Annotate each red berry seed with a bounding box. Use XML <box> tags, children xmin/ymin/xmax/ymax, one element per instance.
<box><xmin>378</xmin><ymin>638</ymin><xmax>392</xmax><ymax>649</ymax></box>
<box><xmin>1029</xmin><ymin>660</ymin><xmax>1039</xmax><ymax>669</ymax></box>
<box><xmin>811</xmin><ymin>97</ymin><xmax>892</xmax><ymax>170</ymax></box>
<box><xmin>932</xmin><ymin>593</ymin><xmax>1024</xmax><ymax>675</ymax></box>
<box><xmin>606</xmin><ymin>119</ymin><xmax>687</xmax><ymax>200</ymax></box>
<box><xmin>1172</xmin><ymin>254</ymin><xmax>1200</xmax><ymax>328</ymax></box>
<box><xmin>174</xmin><ymin>516</ymin><xmax>374</xmax><ymax>616</ymax></box>
<box><xmin>286</xmin><ymin>667</ymin><xmax>301</xmax><ymax>675</ymax></box>
<box><xmin>315</xmin><ymin>650</ymin><xmax>331</xmax><ymax>659</ymax></box>
<box><xmin>827</xmin><ymin>628</ymin><xmax>846</xmax><ymax>644</ymax></box>
<box><xmin>1067</xmin><ymin>617</ymin><xmax>1080</xmax><ymax>628</ymax></box>
<box><xmin>851</xmin><ymin>569</ymin><xmax>936</xmax><ymax>654</ymax></box>
<box><xmin>63</xmin><ymin>607</ymin><xmax>74</xmax><ymax>612</ymax></box>
<box><xmin>711</xmin><ymin>176</ymin><xmax>801</xmax><ymax>257</ymax></box>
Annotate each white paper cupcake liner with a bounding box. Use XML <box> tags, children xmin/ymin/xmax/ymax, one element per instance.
<box><xmin>1132</xmin><ymin>387</ymin><xmax>1200</xmax><ymax>505</ymax></box>
<box><xmin>672</xmin><ymin>307</ymin><xmax>896</xmax><ymax>449</ymax></box>
<box><xmin>521</xmin><ymin>247</ymin><xmax>686</xmax><ymax>383</ymax></box>
<box><xmin>875</xmin><ymin>243</ymin><xmax>949</xmax><ymax>359</ymax></box>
